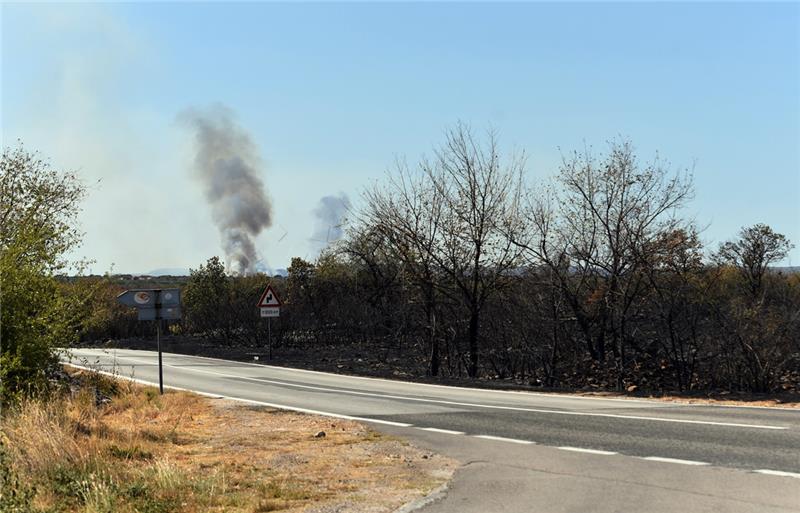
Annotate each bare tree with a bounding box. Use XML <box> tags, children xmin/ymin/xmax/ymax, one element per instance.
<box><xmin>515</xmin><ymin>140</ymin><xmax>693</xmax><ymax>387</ymax></box>
<box><xmin>356</xmin><ymin>124</ymin><xmax>527</xmax><ymax>377</ymax></box>
<box><xmin>357</xmin><ymin>159</ymin><xmax>447</xmax><ymax>375</ymax></box>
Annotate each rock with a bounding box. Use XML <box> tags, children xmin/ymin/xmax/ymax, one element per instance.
<box><xmin>314</xmin><ymin>431</ymin><xmax>326</xmax><ymax>438</ymax></box>
<box><xmin>626</xmin><ymin>385</ymin><xmax>638</xmax><ymax>393</ymax></box>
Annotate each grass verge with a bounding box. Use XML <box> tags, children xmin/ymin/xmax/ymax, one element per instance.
<box><xmin>1</xmin><ymin>368</ymin><xmax>455</xmax><ymax>513</ymax></box>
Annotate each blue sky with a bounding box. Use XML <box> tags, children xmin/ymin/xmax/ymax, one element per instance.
<box><xmin>3</xmin><ymin>2</ymin><xmax>798</xmax><ymax>272</ymax></box>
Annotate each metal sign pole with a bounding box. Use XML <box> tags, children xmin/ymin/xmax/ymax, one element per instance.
<box><xmin>155</xmin><ymin>289</ymin><xmax>164</xmax><ymax>395</ymax></box>
<box><xmin>157</xmin><ymin>318</ymin><xmax>163</xmax><ymax>395</ymax></box>
<box><xmin>257</xmin><ymin>284</ymin><xmax>281</xmax><ymax>362</ymax></box>
<box><xmin>116</xmin><ymin>287</ymin><xmax>180</xmax><ymax>397</ymax></box>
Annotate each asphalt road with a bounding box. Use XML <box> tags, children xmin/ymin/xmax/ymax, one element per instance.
<box><xmin>66</xmin><ymin>348</ymin><xmax>800</xmax><ymax>513</ymax></box>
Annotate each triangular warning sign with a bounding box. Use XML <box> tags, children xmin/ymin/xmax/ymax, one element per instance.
<box><xmin>257</xmin><ymin>285</ymin><xmax>281</xmax><ymax>307</ymax></box>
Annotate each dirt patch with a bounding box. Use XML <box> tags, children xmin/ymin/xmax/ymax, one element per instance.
<box><xmin>2</xmin><ymin>370</ymin><xmax>456</xmax><ymax>513</ymax></box>
<box><xmin>172</xmin><ymin>399</ymin><xmax>456</xmax><ymax>512</ymax></box>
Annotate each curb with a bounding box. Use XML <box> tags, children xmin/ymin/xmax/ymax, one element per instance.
<box><xmin>394</xmin><ymin>482</ymin><xmax>450</xmax><ymax>513</ymax></box>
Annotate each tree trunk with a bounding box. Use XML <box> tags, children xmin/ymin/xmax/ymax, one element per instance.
<box><xmin>468</xmin><ymin>307</ymin><xmax>480</xmax><ymax>377</ymax></box>
<box><xmin>429</xmin><ymin>309</ymin><xmax>439</xmax><ymax>377</ymax></box>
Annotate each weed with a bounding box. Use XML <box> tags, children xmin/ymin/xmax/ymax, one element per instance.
<box><xmin>2</xmin><ymin>370</ymin><xmax>451</xmax><ymax>513</ymax></box>
<box><xmin>148</xmin><ymin>457</ymin><xmax>185</xmax><ymax>490</ymax></box>
<box><xmin>254</xmin><ymin>498</ymin><xmax>288</xmax><ymax>512</ymax></box>
<box><xmin>76</xmin><ymin>471</ymin><xmax>117</xmax><ymax>513</ymax></box>
<box><xmin>259</xmin><ymin>479</ymin><xmax>313</xmax><ymax>501</ymax></box>
<box><xmin>123</xmin><ymin>480</ymin><xmax>149</xmax><ymax>499</ymax></box>
<box><xmin>132</xmin><ymin>492</ymin><xmax>180</xmax><ymax>513</ymax></box>
<box><xmin>49</xmin><ymin>464</ymin><xmax>87</xmax><ymax>500</ymax></box>
<box><xmin>108</xmin><ymin>444</ymin><xmax>153</xmax><ymax>461</ymax></box>
<box><xmin>0</xmin><ymin>439</ymin><xmax>35</xmax><ymax>513</ymax></box>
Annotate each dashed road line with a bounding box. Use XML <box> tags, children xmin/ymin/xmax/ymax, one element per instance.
<box><xmin>558</xmin><ymin>446</ymin><xmax>617</xmax><ymax>455</ymax></box>
<box><xmin>643</xmin><ymin>456</ymin><xmax>709</xmax><ymax>466</ymax></box>
<box><xmin>419</xmin><ymin>427</ymin><xmax>465</xmax><ymax>435</ymax></box>
<box><xmin>64</xmin><ymin>360</ymin><xmax>800</xmax><ymax>481</ymax></box>
<box><xmin>753</xmin><ymin>469</ymin><xmax>800</xmax><ymax>479</ymax></box>
<box><xmin>73</xmin><ymin>353</ymin><xmax>788</xmax><ymax>431</ymax></box>
<box><xmin>473</xmin><ymin>435</ymin><xmax>535</xmax><ymax>444</ymax></box>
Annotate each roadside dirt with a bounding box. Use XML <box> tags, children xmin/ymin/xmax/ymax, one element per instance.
<box><xmin>11</xmin><ymin>368</ymin><xmax>457</xmax><ymax>513</ymax></box>
<box><xmin>181</xmin><ymin>398</ymin><xmax>457</xmax><ymax>513</ymax></box>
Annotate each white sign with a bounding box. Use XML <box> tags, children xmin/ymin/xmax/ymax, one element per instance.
<box><xmin>260</xmin><ymin>307</ymin><xmax>280</xmax><ymax>318</ymax></box>
<box><xmin>257</xmin><ymin>285</ymin><xmax>281</xmax><ymax>307</ymax></box>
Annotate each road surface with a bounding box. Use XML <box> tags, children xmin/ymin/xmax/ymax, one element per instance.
<box><xmin>66</xmin><ymin>348</ymin><xmax>800</xmax><ymax>513</ymax></box>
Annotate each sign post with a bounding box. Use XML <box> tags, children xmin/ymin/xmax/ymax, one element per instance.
<box><xmin>256</xmin><ymin>285</ymin><xmax>281</xmax><ymax>360</ymax></box>
<box><xmin>157</xmin><ymin>317</ymin><xmax>163</xmax><ymax>394</ymax></box>
<box><xmin>117</xmin><ymin>289</ymin><xmax>181</xmax><ymax>394</ymax></box>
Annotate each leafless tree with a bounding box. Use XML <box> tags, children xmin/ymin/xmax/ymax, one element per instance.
<box><xmin>515</xmin><ymin>140</ymin><xmax>694</xmax><ymax>387</ymax></box>
<box><xmin>357</xmin><ymin>124</ymin><xmax>527</xmax><ymax>377</ymax></box>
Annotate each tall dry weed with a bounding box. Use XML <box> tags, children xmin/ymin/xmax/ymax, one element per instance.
<box><xmin>1</xmin><ymin>396</ymin><xmax>86</xmax><ymax>477</ymax></box>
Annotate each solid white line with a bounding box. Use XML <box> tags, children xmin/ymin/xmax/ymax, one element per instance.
<box><xmin>643</xmin><ymin>456</ymin><xmax>709</xmax><ymax>466</ymax></box>
<box><xmin>66</xmin><ymin>348</ymin><xmax>799</xmax><ymax>411</ymax></box>
<box><xmin>64</xmin><ymin>363</ymin><xmax>414</xmax><ymax>428</ymax></box>
<box><xmin>65</xmin><ymin>352</ymin><xmax>790</xmax><ymax>430</ymax></box>
<box><xmin>473</xmin><ymin>435</ymin><xmax>534</xmax><ymax>445</ymax></box>
<box><xmin>558</xmin><ymin>446</ymin><xmax>617</xmax><ymax>455</ymax></box>
<box><xmin>419</xmin><ymin>427</ymin><xmax>465</xmax><ymax>435</ymax></box>
<box><xmin>62</xmin><ymin>362</ymin><xmax>800</xmax><ymax>480</ymax></box>
<box><xmin>97</xmin><ymin>355</ymin><xmax>787</xmax><ymax>431</ymax></box>
<box><xmin>753</xmin><ymin>469</ymin><xmax>800</xmax><ymax>479</ymax></box>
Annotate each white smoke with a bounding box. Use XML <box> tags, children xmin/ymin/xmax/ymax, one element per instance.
<box><xmin>311</xmin><ymin>192</ymin><xmax>351</xmax><ymax>255</ymax></box>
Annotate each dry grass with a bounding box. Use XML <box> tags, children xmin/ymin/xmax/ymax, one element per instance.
<box><xmin>568</xmin><ymin>390</ymin><xmax>800</xmax><ymax>408</ymax></box>
<box><xmin>0</xmin><ymin>369</ymin><xmax>454</xmax><ymax>513</ymax></box>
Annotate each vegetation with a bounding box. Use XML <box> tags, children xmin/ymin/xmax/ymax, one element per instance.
<box><xmin>0</xmin><ymin>145</ymin><xmax>95</xmax><ymax>402</ymax></box>
<box><xmin>124</xmin><ymin>128</ymin><xmax>795</xmax><ymax>395</ymax></box>
<box><xmin>0</xmin><ymin>369</ymin><xmax>452</xmax><ymax>512</ymax></box>
<box><xmin>3</xmin><ymin>132</ymin><xmax>798</xmax><ymax>402</ymax></box>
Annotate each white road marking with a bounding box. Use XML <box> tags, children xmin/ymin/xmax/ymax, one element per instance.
<box><xmin>753</xmin><ymin>469</ymin><xmax>800</xmax><ymax>479</ymax></box>
<box><xmin>66</xmin><ymin>348</ymin><xmax>798</xmax><ymax>411</ymax></box>
<box><xmin>65</xmin><ymin>361</ymin><xmax>800</xmax><ymax>480</ymax></box>
<box><xmin>474</xmin><ymin>435</ymin><xmax>534</xmax><ymax>444</ymax></box>
<box><xmin>558</xmin><ymin>446</ymin><xmax>617</xmax><ymax>455</ymax></box>
<box><xmin>643</xmin><ymin>456</ymin><xmax>709</xmax><ymax>466</ymax></box>
<box><xmin>64</xmin><ymin>363</ymin><xmax>414</xmax><ymax>428</ymax></box>
<box><xmin>81</xmin><ymin>353</ymin><xmax>789</xmax><ymax>431</ymax></box>
<box><xmin>419</xmin><ymin>427</ymin><xmax>465</xmax><ymax>435</ymax></box>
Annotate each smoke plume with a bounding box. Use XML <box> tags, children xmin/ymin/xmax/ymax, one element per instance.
<box><xmin>180</xmin><ymin>105</ymin><xmax>272</xmax><ymax>275</ymax></box>
<box><xmin>311</xmin><ymin>193</ymin><xmax>351</xmax><ymax>254</ymax></box>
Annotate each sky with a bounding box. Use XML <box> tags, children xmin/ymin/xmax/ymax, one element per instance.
<box><xmin>2</xmin><ymin>1</ymin><xmax>799</xmax><ymax>273</ymax></box>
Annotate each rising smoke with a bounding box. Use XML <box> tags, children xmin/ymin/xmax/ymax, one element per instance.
<box><xmin>311</xmin><ymin>193</ymin><xmax>351</xmax><ymax>255</ymax></box>
<box><xmin>180</xmin><ymin>105</ymin><xmax>272</xmax><ymax>275</ymax></box>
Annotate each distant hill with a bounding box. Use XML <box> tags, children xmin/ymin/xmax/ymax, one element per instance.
<box><xmin>143</xmin><ymin>267</ymin><xmax>289</xmax><ymax>277</ymax></box>
<box><xmin>145</xmin><ymin>267</ymin><xmax>191</xmax><ymax>276</ymax></box>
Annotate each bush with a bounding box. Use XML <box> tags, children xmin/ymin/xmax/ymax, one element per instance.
<box><xmin>1</xmin><ymin>145</ymin><xmax>88</xmax><ymax>402</ymax></box>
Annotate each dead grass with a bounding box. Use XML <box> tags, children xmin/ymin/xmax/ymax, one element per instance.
<box><xmin>568</xmin><ymin>390</ymin><xmax>800</xmax><ymax>408</ymax></box>
<box><xmin>0</xmin><ymin>369</ymin><xmax>455</xmax><ymax>513</ymax></box>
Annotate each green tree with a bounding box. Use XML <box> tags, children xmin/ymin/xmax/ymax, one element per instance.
<box><xmin>184</xmin><ymin>256</ymin><xmax>232</xmax><ymax>343</ymax></box>
<box><xmin>1</xmin><ymin>145</ymin><xmax>87</xmax><ymax>401</ymax></box>
<box><xmin>716</xmin><ymin>223</ymin><xmax>794</xmax><ymax>298</ymax></box>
